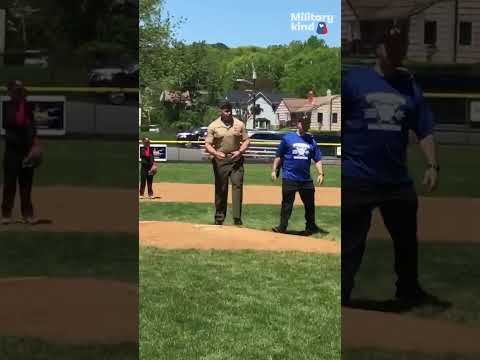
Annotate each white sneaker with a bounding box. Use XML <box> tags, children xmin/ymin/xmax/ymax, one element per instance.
<box><xmin>22</xmin><ymin>217</ymin><xmax>38</xmax><ymax>225</ymax></box>
<box><xmin>1</xmin><ymin>217</ymin><xmax>11</xmax><ymax>225</ymax></box>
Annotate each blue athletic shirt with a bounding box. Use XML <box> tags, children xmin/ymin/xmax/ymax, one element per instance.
<box><xmin>276</xmin><ymin>131</ymin><xmax>322</xmax><ymax>182</ymax></box>
<box><xmin>342</xmin><ymin>67</ymin><xmax>434</xmax><ymax>185</ymax></box>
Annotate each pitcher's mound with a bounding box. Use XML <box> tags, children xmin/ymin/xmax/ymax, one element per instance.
<box><xmin>140</xmin><ymin>221</ymin><xmax>340</xmax><ymax>253</ymax></box>
<box><xmin>0</xmin><ymin>278</ymin><xmax>138</xmax><ymax>344</ymax></box>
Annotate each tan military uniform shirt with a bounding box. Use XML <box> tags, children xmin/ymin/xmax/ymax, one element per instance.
<box><xmin>205</xmin><ymin>117</ymin><xmax>249</xmax><ymax>154</ymax></box>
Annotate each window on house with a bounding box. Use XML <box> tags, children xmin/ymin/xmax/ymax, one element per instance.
<box><xmin>424</xmin><ymin>21</ymin><xmax>437</xmax><ymax>45</ymax></box>
<box><xmin>317</xmin><ymin>113</ymin><xmax>323</xmax><ymax>125</ymax></box>
<box><xmin>459</xmin><ymin>22</ymin><xmax>472</xmax><ymax>46</ymax></box>
<box><xmin>332</xmin><ymin>113</ymin><xmax>338</xmax><ymax>124</ymax></box>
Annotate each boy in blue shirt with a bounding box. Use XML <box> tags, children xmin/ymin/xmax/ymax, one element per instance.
<box><xmin>342</xmin><ymin>27</ymin><xmax>439</xmax><ymax>306</ymax></box>
<box><xmin>271</xmin><ymin>115</ymin><xmax>324</xmax><ymax>235</ymax></box>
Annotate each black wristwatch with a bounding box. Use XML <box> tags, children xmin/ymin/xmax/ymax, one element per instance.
<box><xmin>427</xmin><ymin>164</ymin><xmax>440</xmax><ymax>172</ymax></box>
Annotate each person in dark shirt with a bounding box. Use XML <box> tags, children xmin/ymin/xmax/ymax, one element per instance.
<box><xmin>271</xmin><ymin>114</ymin><xmax>324</xmax><ymax>235</ymax></box>
<box><xmin>2</xmin><ymin>80</ymin><xmax>42</xmax><ymax>224</ymax></box>
<box><xmin>342</xmin><ymin>27</ymin><xmax>439</xmax><ymax>306</ymax></box>
<box><xmin>139</xmin><ymin>137</ymin><xmax>156</xmax><ymax>199</ymax></box>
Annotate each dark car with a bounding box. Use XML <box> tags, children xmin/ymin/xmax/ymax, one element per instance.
<box><xmin>248</xmin><ymin>131</ymin><xmax>284</xmax><ymax>142</ymax></box>
<box><xmin>176</xmin><ymin>127</ymin><xmax>208</xmax><ymax>147</ymax></box>
<box><xmin>88</xmin><ymin>63</ymin><xmax>139</xmax><ymax>105</ymax></box>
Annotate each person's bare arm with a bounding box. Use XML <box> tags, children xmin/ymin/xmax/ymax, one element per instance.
<box><xmin>314</xmin><ymin>160</ymin><xmax>324</xmax><ymax>185</ymax></box>
<box><xmin>271</xmin><ymin>156</ymin><xmax>282</xmax><ymax>181</ymax></box>
<box><xmin>419</xmin><ymin>134</ymin><xmax>439</xmax><ymax>192</ymax></box>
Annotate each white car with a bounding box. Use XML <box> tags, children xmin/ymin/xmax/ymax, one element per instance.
<box><xmin>24</xmin><ymin>50</ymin><xmax>48</xmax><ymax>68</ymax></box>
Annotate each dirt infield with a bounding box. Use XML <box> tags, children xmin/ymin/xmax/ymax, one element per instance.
<box><xmin>343</xmin><ymin>307</ymin><xmax>480</xmax><ymax>354</ymax></box>
<box><xmin>369</xmin><ymin>196</ymin><xmax>480</xmax><ymax>242</ymax></box>
<box><xmin>0</xmin><ymin>278</ymin><xmax>137</xmax><ymax>344</ymax></box>
<box><xmin>143</xmin><ymin>182</ymin><xmax>341</xmax><ymax>207</ymax></box>
<box><xmin>140</xmin><ymin>221</ymin><xmax>340</xmax><ymax>254</ymax></box>
<box><xmin>0</xmin><ymin>186</ymin><xmax>137</xmax><ymax>233</ymax></box>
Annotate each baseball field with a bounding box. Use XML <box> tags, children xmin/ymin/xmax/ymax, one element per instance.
<box><xmin>139</xmin><ymin>161</ymin><xmax>342</xmax><ymax>360</ymax></box>
<box><xmin>343</xmin><ymin>144</ymin><xmax>480</xmax><ymax>359</ymax></box>
<box><xmin>0</xmin><ymin>139</ymin><xmax>138</xmax><ymax>359</ymax></box>
<box><xmin>140</xmin><ymin>143</ymin><xmax>480</xmax><ymax>359</ymax></box>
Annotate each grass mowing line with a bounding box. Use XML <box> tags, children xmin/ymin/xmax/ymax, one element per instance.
<box><xmin>153</xmin><ymin>162</ymin><xmax>341</xmax><ymax>187</ymax></box>
<box><xmin>139</xmin><ymin>202</ymin><xmax>341</xmax><ymax>241</ymax></box>
<box><xmin>140</xmin><ymin>248</ymin><xmax>340</xmax><ymax>360</ymax></box>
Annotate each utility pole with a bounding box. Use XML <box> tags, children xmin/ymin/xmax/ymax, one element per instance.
<box><xmin>252</xmin><ymin>64</ymin><xmax>257</xmax><ymax>128</ymax></box>
<box><xmin>0</xmin><ymin>9</ymin><xmax>5</xmax><ymax>66</ymax></box>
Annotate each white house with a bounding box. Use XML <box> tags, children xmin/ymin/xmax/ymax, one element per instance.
<box><xmin>342</xmin><ymin>0</ymin><xmax>480</xmax><ymax>64</ymax></box>
<box><xmin>245</xmin><ymin>92</ymin><xmax>284</xmax><ymax>130</ymax></box>
<box><xmin>224</xmin><ymin>90</ymin><xmax>284</xmax><ymax>130</ymax></box>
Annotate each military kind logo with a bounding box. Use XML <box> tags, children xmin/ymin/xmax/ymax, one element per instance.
<box><xmin>290</xmin><ymin>12</ymin><xmax>334</xmax><ymax>35</ymax></box>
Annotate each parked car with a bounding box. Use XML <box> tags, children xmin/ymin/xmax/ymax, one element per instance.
<box><xmin>24</xmin><ymin>50</ymin><xmax>48</xmax><ymax>68</ymax></box>
<box><xmin>88</xmin><ymin>63</ymin><xmax>139</xmax><ymax>105</ymax></box>
<box><xmin>194</xmin><ymin>127</ymin><xmax>208</xmax><ymax>141</ymax></box>
<box><xmin>176</xmin><ymin>127</ymin><xmax>208</xmax><ymax>147</ymax></box>
<box><xmin>148</xmin><ymin>125</ymin><xmax>160</xmax><ymax>133</ymax></box>
<box><xmin>248</xmin><ymin>131</ymin><xmax>284</xmax><ymax>142</ymax></box>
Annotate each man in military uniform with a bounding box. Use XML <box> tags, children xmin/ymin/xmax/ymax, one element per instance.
<box><xmin>204</xmin><ymin>102</ymin><xmax>250</xmax><ymax>225</ymax></box>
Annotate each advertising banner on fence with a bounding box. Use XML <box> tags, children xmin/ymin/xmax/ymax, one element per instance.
<box><xmin>139</xmin><ymin>144</ymin><xmax>167</xmax><ymax>162</ymax></box>
<box><xmin>1</xmin><ymin>95</ymin><xmax>66</xmax><ymax>135</ymax></box>
<box><xmin>470</xmin><ymin>101</ymin><xmax>480</xmax><ymax>123</ymax></box>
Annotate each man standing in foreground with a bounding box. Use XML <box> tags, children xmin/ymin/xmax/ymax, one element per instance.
<box><xmin>342</xmin><ymin>27</ymin><xmax>439</xmax><ymax>306</ymax></box>
<box><xmin>204</xmin><ymin>102</ymin><xmax>250</xmax><ymax>225</ymax></box>
<box><xmin>271</xmin><ymin>114</ymin><xmax>324</xmax><ymax>235</ymax></box>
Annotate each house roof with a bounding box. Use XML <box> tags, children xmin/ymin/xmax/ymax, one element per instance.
<box><xmin>223</xmin><ymin>90</ymin><xmax>251</xmax><ymax>105</ymax></box>
<box><xmin>254</xmin><ymin>91</ymin><xmax>286</xmax><ymax>105</ymax></box>
<box><xmin>224</xmin><ymin>90</ymin><xmax>289</xmax><ymax>106</ymax></box>
<box><xmin>281</xmin><ymin>95</ymin><xmax>340</xmax><ymax>113</ymax></box>
<box><xmin>345</xmin><ymin>0</ymin><xmax>446</xmax><ymax>20</ymax></box>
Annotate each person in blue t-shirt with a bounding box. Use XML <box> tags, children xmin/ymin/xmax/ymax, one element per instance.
<box><xmin>342</xmin><ymin>26</ymin><xmax>440</xmax><ymax>306</ymax></box>
<box><xmin>271</xmin><ymin>115</ymin><xmax>324</xmax><ymax>235</ymax></box>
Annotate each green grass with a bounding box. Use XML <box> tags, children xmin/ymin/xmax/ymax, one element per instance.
<box><xmin>0</xmin><ymin>140</ymin><xmax>137</xmax><ymax>188</ymax></box>
<box><xmin>0</xmin><ymin>231</ymin><xmax>138</xmax><ymax>359</ymax></box>
<box><xmin>140</xmin><ymin>202</ymin><xmax>341</xmax><ymax>241</ymax></box>
<box><xmin>408</xmin><ymin>145</ymin><xmax>480</xmax><ymax>198</ymax></box>
<box><xmin>140</xmin><ymin>248</ymin><xmax>340</xmax><ymax>360</ymax></box>
<box><xmin>343</xmin><ymin>350</ymin><xmax>480</xmax><ymax>360</ymax></box>
<box><xmin>351</xmin><ymin>240</ymin><xmax>480</xmax><ymax>324</ymax></box>
<box><xmin>0</xmin><ymin>231</ymin><xmax>138</xmax><ymax>281</ymax></box>
<box><xmin>140</xmin><ymin>130</ymin><xmax>177</xmax><ymax>141</ymax></box>
<box><xmin>154</xmin><ymin>163</ymin><xmax>341</xmax><ymax>187</ymax></box>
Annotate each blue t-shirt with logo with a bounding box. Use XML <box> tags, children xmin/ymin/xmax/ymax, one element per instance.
<box><xmin>342</xmin><ymin>67</ymin><xmax>434</xmax><ymax>185</ymax></box>
<box><xmin>276</xmin><ymin>131</ymin><xmax>322</xmax><ymax>182</ymax></box>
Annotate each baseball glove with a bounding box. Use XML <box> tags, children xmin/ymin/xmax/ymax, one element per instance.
<box><xmin>149</xmin><ymin>164</ymin><xmax>157</xmax><ymax>176</ymax></box>
<box><xmin>22</xmin><ymin>145</ymin><xmax>43</xmax><ymax>169</ymax></box>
